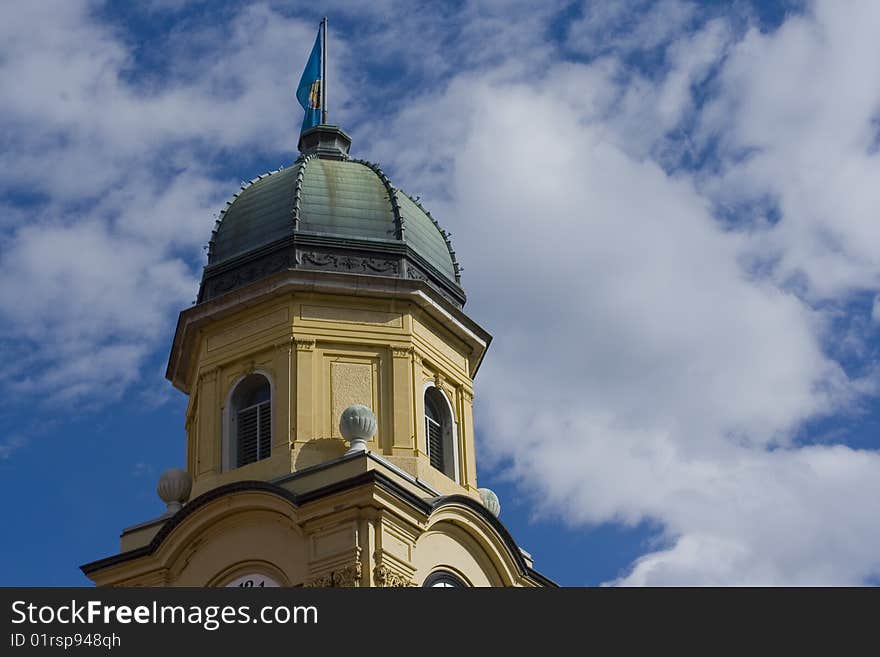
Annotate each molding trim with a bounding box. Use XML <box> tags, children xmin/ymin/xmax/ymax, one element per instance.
<box><xmin>199</xmin><ymin>233</ymin><xmax>465</xmax><ymax>308</ymax></box>
<box><xmin>294</xmin><ymin>338</ymin><xmax>316</xmax><ymax>352</ymax></box>
<box><xmin>81</xmin><ymin>469</ymin><xmax>557</xmax><ymax>588</ymax></box>
<box><xmin>168</xmin><ymin>268</ymin><xmax>492</xmax><ymax>393</ymax></box>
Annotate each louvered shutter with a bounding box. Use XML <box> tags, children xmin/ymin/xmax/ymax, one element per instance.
<box><xmin>237</xmin><ymin>401</ymin><xmax>271</xmax><ymax>466</ymax></box>
<box><xmin>257</xmin><ymin>401</ymin><xmax>271</xmax><ymax>460</ymax></box>
<box><xmin>427</xmin><ymin>417</ymin><xmax>444</xmax><ymax>471</ymax></box>
<box><xmin>237</xmin><ymin>405</ymin><xmax>259</xmax><ymax>467</ymax></box>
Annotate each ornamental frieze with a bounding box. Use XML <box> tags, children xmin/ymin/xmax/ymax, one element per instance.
<box><xmin>204</xmin><ymin>252</ymin><xmax>292</xmax><ymax>298</ymax></box>
<box><xmin>200</xmin><ymin>246</ymin><xmax>463</xmax><ymax>307</ymax></box>
<box><xmin>300</xmin><ymin>250</ymin><xmax>399</xmax><ymax>275</ymax></box>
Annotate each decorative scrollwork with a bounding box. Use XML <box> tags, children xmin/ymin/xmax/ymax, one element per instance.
<box><xmin>302</xmin><ymin>252</ymin><xmax>338</xmax><ymax>268</ymax></box>
<box><xmin>301</xmin><ymin>250</ymin><xmax>399</xmax><ymax>276</ymax></box>
<box><xmin>373</xmin><ymin>564</ymin><xmax>412</xmax><ymax>588</ymax></box>
<box><xmin>363</xmin><ymin>258</ymin><xmax>399</xmax><ymax>274</ymax></box>
<box><xmin>405</xmin><ymin>263</ymin><xmax>428</xmax><ymax>282</ymax></box>
<box><xmin>204</xmin><ymin>252</ymin><xmax>292</xmax><ymax>299</ymax></box>
<box><xmin>334</xmin><ymin>562</ymin><xmax>363</xmax><ymax>588</ymax></box>
<box><xmin>304</xmin><ymin>562</ymin><xmax>362</xmax><ymax>588</ymax></box>
<box><xmin>304</xmin><ymin>572</ymin><xmax>333</xmax><ymax>588</ymax></box>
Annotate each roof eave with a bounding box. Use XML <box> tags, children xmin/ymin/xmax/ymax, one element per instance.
<box><xmin>167</xmin><ymin>268</ymin><xmax>490</xmax><ymax>394</ymax></box>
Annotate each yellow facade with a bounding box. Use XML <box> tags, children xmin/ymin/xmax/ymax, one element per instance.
<box><xmin>168</xmin><ymin>271</ymin><xmax>488</xmax><ymax>500</ymax></box>
<box><xmin>83</xmin><ymin>269</ymin><xmax>552</xmax><ymax>587</ymax></box>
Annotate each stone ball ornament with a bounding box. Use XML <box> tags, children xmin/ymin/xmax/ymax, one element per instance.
<box><xmin>157</xmin><ymin>467</ymin><xmax>192</xmax><ymax>516</ymax></box>
<box><xmin>340</xmin><ymin>404</ymin><xmax>378</xmax><ymax>455</ymax></box>
<box><xmin>478</xmin><ymin>487</ymin><xmax>501</xmax><ymax>518</ymax></box>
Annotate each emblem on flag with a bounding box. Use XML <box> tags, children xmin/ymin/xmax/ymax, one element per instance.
<box><xmin>296</xmin><ymin>22</ymin><xmax>325</xmax><ymax>134</ymax></box>
<box><xmin>308</xmin><ymin>80</ymin><xmax>322</xmax><ymax>110</ymax></box>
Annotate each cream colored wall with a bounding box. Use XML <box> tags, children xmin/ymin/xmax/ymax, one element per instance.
<box><xmin>91</xmin><ymin>492</ymin><xmax>310</xmax><ymax>587</ymax></box>
<box><xmin>412</xmin><ymin>526</ymin><xmax>500</xmax><ymax>587</ymax></box>
<box><xmin>183</xmin><ymin>292</ymin><xmax>479</xmax><ymax>500</ymax></box>
<box><xmin>174</xmin><ymin>509</ymin><xmax>308</xmax><ymax>586</ymax></box>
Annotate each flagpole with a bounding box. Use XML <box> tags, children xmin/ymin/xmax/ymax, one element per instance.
<box><xmin>321</xmin><ymin>17</ymin><xmax>327</xmax><ymax>125</ymax></box>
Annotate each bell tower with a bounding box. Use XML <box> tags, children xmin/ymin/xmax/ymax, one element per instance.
<box><xmin>81</xmin><ymin>125</ymin><xmax>554</xmax><ymax>588</ymax></box>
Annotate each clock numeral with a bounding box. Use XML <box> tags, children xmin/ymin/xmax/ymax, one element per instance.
<box><xmin>226</xmin><ymin>573</ymin><xmax>278</xmax><ymax>587</ymax></box>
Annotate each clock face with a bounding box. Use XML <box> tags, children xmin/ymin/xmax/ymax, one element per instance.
<box><xmin>224</xmin><ymin>573</ymin><xmax>282</xmax><ymax>588</ymax></box>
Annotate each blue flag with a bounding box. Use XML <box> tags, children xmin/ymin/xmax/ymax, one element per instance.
<box><xmin>296</xmin><ymin>28</ymin><xmax>323</xmax><ymax>134</ymax></box>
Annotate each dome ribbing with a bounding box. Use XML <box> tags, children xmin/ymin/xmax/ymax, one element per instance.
<box><xmin>198</xmin><ymin>125</ymin><xmax>463</xmax><ymax>306</ymax></box>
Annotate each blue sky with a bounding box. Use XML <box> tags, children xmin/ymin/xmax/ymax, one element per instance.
<box><xmin>2</xmin><ymin>0</ymin><xmax>880</xmax><ymax>586</ymax></box>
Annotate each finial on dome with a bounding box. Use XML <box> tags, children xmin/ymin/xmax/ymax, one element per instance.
<box><xmin>298</xmin><ymin>124</ymin><xmax>351</xmax><ymax>159</ymax></box>
<box><xmin>157</xmin><ymin>468</ymin><xmax>192</xmax><ymax>516</ymax></box>
<box><xmin>340</xmin><ymin>404</ymin><xmax>377</xmax><ymax>455</ymax></box>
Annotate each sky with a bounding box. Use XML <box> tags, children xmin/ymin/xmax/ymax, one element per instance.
<box><xmin>1</xmin><ymin>0</ymin><xmax>880</xmax><ymax>586</ymax></box>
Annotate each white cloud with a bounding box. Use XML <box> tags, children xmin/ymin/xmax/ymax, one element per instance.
<box><xmin>0</xmin><ymin>1</ymin><xmax>320</xmax><ymax>404</ymax></box>
<box><xmin>611</xmin><ymin>445</ymin><xmax>880</xmax><ymax>585</ymax></box>
<box><xmin>0</xmin><ymin>2</ymin><xmax>321</xmax><ymax>202</ymax></box>
<box><xmin>698</xmin><ymin>0</ymin><xmax>880</xmax><ymax>300</ymax></box>
<box><xmin>567</xmin><ymin>0</ymin><xmax>699</xmax><ymax>57</ymax></box>
<box><xmin>0</xmin><ymin>220</ymin><xmax>187</xmax><ymax>404</ymax></box>
<box><xmin>364</xmin><ymin>0</ymin><xmax>880</xmax><ymax>584</ymax></box>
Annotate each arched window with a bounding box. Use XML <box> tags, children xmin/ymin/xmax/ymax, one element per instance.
<box><xmin>228</xmin><ymin>373</ymin><xmax>271</xmax><ymax>469</ymax></box>
<box><xmin>423</xmin><ymin>570</ymin><xmax>467</xmax><ymax>587</ymax></box>
<box><xmin>424</xmin><ymin>386</ymin><xmax>457</xmax><ymax>480</ymax></box>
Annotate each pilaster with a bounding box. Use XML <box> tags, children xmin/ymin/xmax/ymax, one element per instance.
<box><xmin>294</xmin><ymin>337</ymin><xmax>316</xmax><ymax>444</ymax></box>
<box><xmin>391</xmin><ymin>346</ymin><xmax>416</xmax><ymax>452</ymax></box>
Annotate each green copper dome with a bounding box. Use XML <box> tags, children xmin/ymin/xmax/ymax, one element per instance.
<box><xmin>198</xmin><ymin>125</ymin><xmax>463</xmax><ymax>306</ymax></box>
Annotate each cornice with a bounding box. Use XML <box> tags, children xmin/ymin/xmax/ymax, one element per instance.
<box><xmin>80</xmin><ymin>468</ymin><xmax>555</xmax><ymax>587</ymax></box>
